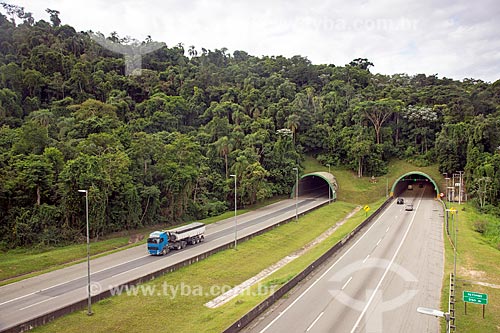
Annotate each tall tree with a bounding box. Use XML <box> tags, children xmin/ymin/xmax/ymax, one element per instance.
<box><xmin>285</xmin><ymin>113</ymin><xmax>300</xmax><ymax>144</ymax></box>
<box><xmin>213</xmin><ymin>136</ymin><xmax>233</xmax><ymax>178</ymax></box>
<box><xmin>356</xmin><ymin>98</ymin><xmax>403</xmax><ymax>144</ymax></box>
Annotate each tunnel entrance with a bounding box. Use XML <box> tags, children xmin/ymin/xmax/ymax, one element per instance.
<box><xmin>291</xmin><ymin>172</ymin><xmax>337</xmax><ymax>200</ymax></box>
<box><xmin>391</xmin><ymin>171</ymin><xmax>439</xmax><ymax>198</ymax></box>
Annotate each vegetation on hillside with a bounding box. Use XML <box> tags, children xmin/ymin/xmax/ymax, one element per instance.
<box><xmin>0</xmin><ymin>4</ymin><xmax>499</xmax><ymax>248</ymax></box>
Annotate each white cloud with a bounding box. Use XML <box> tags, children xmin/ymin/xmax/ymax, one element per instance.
<box><xmin>9</xmin><ymin>0</ymin><xmax>500</xmax><ymax>82</ymax></box>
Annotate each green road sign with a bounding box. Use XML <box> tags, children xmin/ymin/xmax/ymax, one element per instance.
<box><xmin>463</xmin><ymin>291</ymin><xmax>488</xmax><ymax>305</ymax></box>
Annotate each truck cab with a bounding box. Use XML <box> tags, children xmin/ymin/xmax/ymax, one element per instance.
<box><xmin>147</xmin><ymin>231</ymin><xmax>169</xmax><ymax>255</ymax></box>
<box><xmin>147</xmin><ymin>222</ymin><xmax>205</xmax><ymax>256</ymax></box>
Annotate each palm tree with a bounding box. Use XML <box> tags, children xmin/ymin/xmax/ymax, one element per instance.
<box><xmin>214</xmin><ymin>136</ymin><xmax>233</xmax><ymax>178</ymax></box>
<box><xmin>285</xmin><ymin>113</ymin><xmax>300</xmax><ymax>144</ymax></box>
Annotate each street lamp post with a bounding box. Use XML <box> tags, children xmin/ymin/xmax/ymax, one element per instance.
<box><xmin>293</xmin><ymin>167</ymin><xmax>298</xmax><ymax>221</ymax></box>
<box><xmin>458</xmin><ymin>171</ymin><xmax>464</xmax><ymax>205</ymax></box>
<box><xmin>78</xmin><ymin>189</ymin><xmax>92</xmax><ymax>316</ymax></box>
<box><xmin>326</xmin><ymin>164</ymin><xmax>331</xmax><ymax>204</ymax></box>
<box><xmin>446</xmin><ymin>208</ymin><xmax>458</xmax><ymax>279</ymax></box>
<box><xmin>417</xmin><ymin>307</ymin><xmax>451</xmax><ymax>333</ymax></box>
<box><xmin>445</xmin><ymin>177</ymin><xmax>450</xmax><ymax>202</ymax></box>
<box><xmin>230</xmin><ymin>174</ymin><xmax>237</xmax><ymax>249</ymax></box>
<box><xmin>386</xmin><ymin>176</ymin><xmax>389</xmax><ymax>198</ymax></box>
<box><xmin>453</xmin><ymin>212</ymin><xmax>458</xmax><ymax>278</ymax></box>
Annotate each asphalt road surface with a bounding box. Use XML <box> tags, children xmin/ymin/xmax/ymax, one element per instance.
<box><xmin>0</xmin><ymin>196</ymin><xmax>328</xmax><ymax>332</ymax></box>
<box><xmin>245</xmin><ymin>185</ymin><xmax>444</xmax><ymax>333</ymax></box>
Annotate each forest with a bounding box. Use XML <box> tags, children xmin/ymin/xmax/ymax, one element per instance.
<box><xmin>0</xmin><ymin>5</ymin><xmax>499</xmax><ymax>248</ymax></box>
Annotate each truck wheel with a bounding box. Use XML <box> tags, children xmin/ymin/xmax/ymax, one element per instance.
<box><xmin>181</xmin><ymin>241</ymin><xmax>187</xmax><ymax>249</ymax></box>
<box><xmin>200</xmin><ymin>235</ymin><xmax>204</xmax><ymax>242</ymax></box>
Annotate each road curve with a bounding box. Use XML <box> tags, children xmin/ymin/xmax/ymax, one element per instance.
<box><xmin>245</xmin><ymin>185</ymin><xmax>444</xmax><ymax>333</ymax></box>
<box><xmin>0</xmin><ymin>197</ymin><xmax>328</xmax><ymax>332</ymax></box>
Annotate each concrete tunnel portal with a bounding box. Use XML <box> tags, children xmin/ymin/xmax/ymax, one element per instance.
<box><xmin>291</xmin><ymin>172</ymin><xmax>338</xmax><ymax>200</ymax></box>
<box><xmin>290</xmin><ymin>171</ymin><xmax>438</xmax><ymax>201</ymax></box>
<box><xmin>390</xmin><ymin>171</ymin><xmax>439</xmax><ymax>198</ymax></box>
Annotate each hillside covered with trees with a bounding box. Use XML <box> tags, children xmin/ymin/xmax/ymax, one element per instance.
<box><xmin>1</xmin><ymin>5</ymin><xmax>499</xmax><ymax>248</ymax></box>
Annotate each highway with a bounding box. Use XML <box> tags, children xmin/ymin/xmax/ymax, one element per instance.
<box><xmin>0</xmin><ymin>196</ymin><xmax>328</xmax><ymax>332</ymax></box>
<box><xmin>245</xmin><ymin>185</ymin><xmax>444</xmax><ymax>333</ymax></box>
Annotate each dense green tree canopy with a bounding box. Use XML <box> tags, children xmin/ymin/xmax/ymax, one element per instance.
<box><xmin>0</xmin><ymin>5</ymin><xmax>499</xmax><ymax>247</ymax></box>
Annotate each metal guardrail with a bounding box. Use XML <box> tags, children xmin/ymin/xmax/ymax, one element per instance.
<box><xmin>449</xmin><ymin>273</ymin><xmax>456</xmax><ymax>331</ymax></box>
<box><xmin>438</xmin><ymin>199</ymin><xmax>450</xmax><ymax>236</ymax></box>
<box><xmin>223</xmin><ymin>197</ymin><xmax>393</xmax><ymax>333</ymax></box>
<box><xmin>4</xmin><ymin>199</ymin><xmax>330</xmax><ymax>333</ymax></box>
<box><xmin>439</xmin><ymin>198</ymin><xmax>456</xmax><ymax>332</ymax></box>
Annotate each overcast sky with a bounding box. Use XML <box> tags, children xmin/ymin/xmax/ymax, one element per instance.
<box><xmin>9</xmin><ymin>0</ymin><xmax>500</xmax><ymax>82</ymax></box>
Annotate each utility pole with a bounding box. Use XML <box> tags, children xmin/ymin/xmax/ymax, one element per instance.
<box><xmin>230</xmin><ymin>174</ymin><xmax>237</xmax><ymax>249</ymax></box>
<box><xmin>78</xmin><ymin>189</ymin><xmax>92</xmax><ymax>316</ymax></box>
<box><xmin>386</xmin><ymin>177</ymin><xmax>389</xmax><ymax>198</ymax></box>
<box><xmin>443</xmin><ymin>173</ymin><xmax>448</xmax><ymax>202</ymax></box>
<box><xmin>452</xmin><ymin>173</ymin><xmax>455</xmax><ymax>202</ymax></box>
<box><xmin>326</xmin><ymin>164</ymin><xmax>331</xmax><ymax>204</ymax></box>
<box><xmin>458</xmin><ymin>171</ymin><xmax>464</xmax><ymax>204</ymax></box>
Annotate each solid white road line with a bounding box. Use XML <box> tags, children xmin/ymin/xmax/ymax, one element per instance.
<box><xmin>258</xmin><ymin>200</ymin><xmax>396</xmax><ymax>333</ymax></box>
<box><xmin>349</xmin><ymin>192</ymin><xmax>424</xmax><ymax>333</ymax></box>
<box><xmin>0</xmin><ymin>292</ymin><xmax>36</xmax><ymax>307</ymax></box>
<box><xmin>19</xmin><ymin>297</ymin><xmax>54</xmax><ymax>311</ymax></box>
<box><xmin>306</xmin><ymin>311</ymin><xmax>324</xmax><ymax>332</ymax></box>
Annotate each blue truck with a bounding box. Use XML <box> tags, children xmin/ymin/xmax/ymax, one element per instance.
<box><xmin>147</xmin><ymin>222</ymin><xmax>206</xmax><ymax>255</ymax></box>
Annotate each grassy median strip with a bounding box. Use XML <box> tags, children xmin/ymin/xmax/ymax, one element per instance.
<box><xmin>33</xmin><ymin>199</ymin><xmax>385</xmax><ymax>333</ymax></box>
<box><xmin>440</xmin><ymin>203</ymin><xmax>500</xmax><ymax>332</ymax></box>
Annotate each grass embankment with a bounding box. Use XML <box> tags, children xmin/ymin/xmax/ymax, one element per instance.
<box><xmin>0</xmin><ymin>198</ymin><xmax>284</xmax><ymax>285</ymax></box>
<box><xmin>34</xmin><ymin>199</ymin><xmax>387</xmax><ymax>333</ymax></box>
<box><xmin>440</xmin><ymin>203</ymin><xmax>500</xmax><ymax>332</ymax></box>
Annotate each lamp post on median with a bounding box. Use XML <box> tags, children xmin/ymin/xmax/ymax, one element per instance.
<box><xmin>446</xmin><ymin>208</ymin><xmax>458</xmax><ymax>279</ymax></box>
<box><xmin>444</xmin><ymin>175</ymin><xmax>450</xmax><ymax>203</ymax></box>
<box><xmin>417</xmin><ymin>307</ymin><xmax>451</xmax><ymax>333</ymax></box>
<box><xmin>230</xmin><ymin>174</ymin><xmax>237</xmax><ymax>249</ymax></box>
<box><xmin>326</xmin><ymin>164</ymin><xmax>331</xmax><ymax>204</ymax></box>
<box><xmin>458</xmin><ymin>171</ymin><xmax>464</xmax><ymax>205</ymax></box>
<box><xmin>78</xmin><ymin>189</ymin><xmax>92</xmax><ymax>316</ymax></box>
<box><xmin>293</xmin><ymin>167</ymin><xmax>298</xmax><ymax>221</ymax></box>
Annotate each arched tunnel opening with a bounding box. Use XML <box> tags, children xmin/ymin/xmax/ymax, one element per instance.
<box><xmin>391</xmin><ymin>172</ymin><xmax>439</xmax><ymax>199</ymax></box>
<box><xmin>292</xmin><ymin>172</ymin><xmax>337</xmax><ymax>200</ymax></box>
